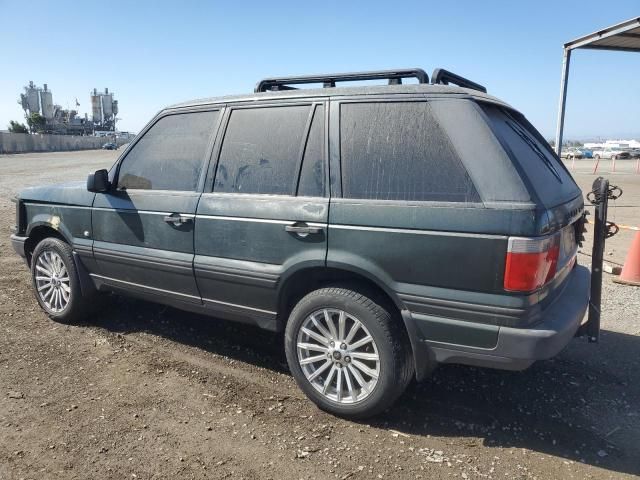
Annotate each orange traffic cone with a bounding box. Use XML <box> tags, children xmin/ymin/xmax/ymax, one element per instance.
<box><xmin>613</xmin><ymin>232</ymin><xmax>640</xmax><ymax>287</ymax></box>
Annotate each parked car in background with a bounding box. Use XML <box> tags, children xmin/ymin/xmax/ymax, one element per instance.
<box><xmin>560</xmin><ymin>147</ymin><xmax>582</xmax><ymax>159</ymax></box>
<box><xmin>10</xmin><ymin>68</ymin><xmax>590</xmax><ymax>418</ymax></box>
<box><xmin>592</xmin><ymin>147</ymin><xmax>630</xmax><ymax>160</ymax></box>
<box><xmin>561</xmin><ymin>147</ymin><xmax>583</xmax><ymax>159</ymax></box>
<box><xmin>560</xmin><ymin>147</ymin><xmax>592</xmax><ymax>160</ymax></box>
<box><xmin>578</xmin><ymin>148</ymin><xmax>593</xmax><ymax>159</ymax></box>
<box><xmin>623</xmin><ymin>148</ymin><xmax>640</xmax><ymax>158</ymax></box>
<box><xmin>101</xmin><ymin>142</ymin><xmax>118</xmax><ymax>150</ymax></box>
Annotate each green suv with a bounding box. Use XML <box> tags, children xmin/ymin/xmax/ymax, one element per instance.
<box><xmin>11</xmin><ymin>68</ymin><xmax>590</xmax><ymax>418</ymax></box>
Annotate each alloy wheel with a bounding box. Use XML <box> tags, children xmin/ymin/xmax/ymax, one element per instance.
<box><xmin>296</xmin><ymin>308</ymin><xmax>380</xmax><ymax>404</ymax></box>
<box><xmin>34</xmin><ymin>250</ymin><xmax>71</xmax><ymax>313</ymax></box>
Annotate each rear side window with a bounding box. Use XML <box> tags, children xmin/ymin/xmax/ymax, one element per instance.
<box><xmin>481</xmin><ymin>104</ymin><xmax>579</xmax><ymax>207</ymax></box>
<box><xmin>117</xmin><ymin>111</ymin><xmax>217</xmax><ymax>191</ymax></box>
<box><xmin>215</xmin><ymin>105</ymin><xmax>311</xmax><ymax>195</ymax></box>
<box><xmin>340</xmin><ymin>102</ymin><xmax>479</xmax><ymax>202</ymax></box>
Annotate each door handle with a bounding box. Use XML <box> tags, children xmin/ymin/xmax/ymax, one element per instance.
<box><xmin>163</xmin><ymin>214</ymin><xmax>192</xmax><ymax>226</ymax></box>
<box><xmin>285</xmin><ymin>223</ymin><xmax>323</xmax><ymax>236</ymax></box>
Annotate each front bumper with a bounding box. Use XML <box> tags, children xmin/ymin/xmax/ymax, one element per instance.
<box><xmin>10</xmin><ymin>234</ymin><xmax>27</xmax><ymax>259</ymax></box>
<box><xmin>406</xmin><ymin>265</ymin><xmax>590</xmax><ymax>376</ymax></box>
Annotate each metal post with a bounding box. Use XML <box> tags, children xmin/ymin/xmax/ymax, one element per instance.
<box><xmin>554</xmin><ymin>48</ymin><xmax>572</xmax><ymax>156</ymax></box>
<box><xmin>586</xmin><ymin>178</ymin><xmax>608</xmax><ymax>342</ymax></box>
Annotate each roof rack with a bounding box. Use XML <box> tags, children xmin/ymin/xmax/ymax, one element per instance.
<box><xmin>255</xmin><ymin>68</ymin><xmax>429</xmax><ymax>93</ymax></box>
<box><xmin>431</xmin><ymin>68</ymin><xmax>487</xmax><ymax>93</ymax></box>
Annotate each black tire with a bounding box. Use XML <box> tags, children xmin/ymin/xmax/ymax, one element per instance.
<box><xmin>30</xmin><ymin>237</ymin><xmax>88</xmax><ymax>323</ymax></box>
<box><xmin>594</xmin><ymin>154</ymin><xmax>600</xmax><ymax>160</ymax></box>
<box><xmin>285</xmin><ymin>287</ymin><xmax>414</xmax><ymax>418</ymax></box>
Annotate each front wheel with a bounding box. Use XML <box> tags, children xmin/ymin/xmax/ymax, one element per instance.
<box><xmin>285</xmin><ymin>287</ymin><xmax>413</xmax><ymax>418</ymax></box>
<box><xmin>31</xmin><ymin>237</ymin><xmax>88</xmax><ymax>323</ymax></box>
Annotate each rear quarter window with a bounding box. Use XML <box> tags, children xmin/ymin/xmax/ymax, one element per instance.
<box><xmin>480</xmin><ymin>104</ymin><xmax>580</xmax><ymax>208</ymax></box>
<box><xmin>339</xmin><ymin>101</ymin><xmax>480</xmax><ymax>202</ymax></box>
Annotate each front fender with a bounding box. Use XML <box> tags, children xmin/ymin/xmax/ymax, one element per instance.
<box><xmin>26</xmin><ymin>216</ymin><xmax>74</xmax><ymax>244</ymax></box>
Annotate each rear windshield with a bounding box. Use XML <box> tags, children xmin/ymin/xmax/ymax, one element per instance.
<box><xmin>481</xmin><ymin>104</ymin><xmax>580</xmax><ymax>208</ymax></box>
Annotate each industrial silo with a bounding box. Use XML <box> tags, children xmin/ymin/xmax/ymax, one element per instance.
<box><xmin>101</xmin><ymin>88</ymin><xmax>113</xmax><ymax>119</ymax></box>
<box><xmin>25</xmin><ymin>81</ymin><xmax>40</xmax><ymax>114</ymax></box>
<box><xmin>91</xmin><ymin>88</ymin><xmax>102</xmax><ymax>123</ymax></box>
<box><xmin>112</xmin><ymin>99</ymin><xmax>118</xmax><ymax>116</ymax></box>
<box><xmin>40</xmin><ymin>84</ymin><xmax>55</xmax><ymax>121</ymax></box>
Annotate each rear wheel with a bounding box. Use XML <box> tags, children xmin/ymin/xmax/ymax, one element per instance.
<box><xmin>285</xmin><ymin>287</ymin><xmax>413</xmax><ymax>418</ymax></box>
<box><xmin>30</xmin><ymin>237</ymin><xmax>88</xmax><ymax>323</ymax></box>
<box><xmin>594</xmin><ymin>154</ymin><xmax>601</xmax><ymax>160</ymax></box>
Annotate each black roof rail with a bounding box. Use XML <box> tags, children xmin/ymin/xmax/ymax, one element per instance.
<box><xmin>255</xmin><ymin>68</ymin><xmax>429</xmax><ymax>93</ymax></box>
<box><xmin>431</xmin><ymin>68</ymin><xmax>487</xmax><ymax>93</ymax></box>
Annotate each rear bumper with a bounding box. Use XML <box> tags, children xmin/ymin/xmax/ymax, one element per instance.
<box><xmin>10</xmin><ymin>234</ymin><xmax>27</xmax><ymax>259</ymax></box>
<box><xmin>406</xmin><ymin>265</ymin><xmax>590</xmax><ymax>376</ymax></box>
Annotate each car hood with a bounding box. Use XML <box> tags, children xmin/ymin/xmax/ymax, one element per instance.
<box><xmin>17</xmin><ymin>181</ymin><xmax>95</xmax><ymax>207</ymax></box>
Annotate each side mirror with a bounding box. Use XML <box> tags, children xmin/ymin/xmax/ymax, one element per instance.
<box><xmin>87</xmin><ymin>169</ymin><xmax>110</xmax><ymax>193</ymax></box>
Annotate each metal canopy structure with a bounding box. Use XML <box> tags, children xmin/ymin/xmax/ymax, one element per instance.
<box><xmin>555</xmin><ymin>17</ymin><xmax>640</xmax><ymax>154</ymax></box>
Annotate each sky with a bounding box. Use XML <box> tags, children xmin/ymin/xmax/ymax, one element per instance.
<box><xmin>0</xmin><ymin>0</ymin><xmax>639</xmax><ymax>140</ymax></box>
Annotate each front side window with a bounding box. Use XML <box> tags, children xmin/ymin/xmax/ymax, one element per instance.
<box><xmin>340</xmin><ymin>101</ymin><xmax>479</xmax><ymax>202</ymax></box>
<box><xmin>117</xmin><ymin>111</ymin><xmax>218</xmax><ymax>191</ymax></box>
<box><xmin>214</xmin><ymin>105</ymin><xmax>311</xmax><ymax>195</ymax></box>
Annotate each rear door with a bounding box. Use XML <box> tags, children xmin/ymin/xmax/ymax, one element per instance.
<box><xmin>326</xmin><ymin>98</ymin><xmax>506</xmax><ymax>297</ymax></box>
<box><xmin>194</xmin><ymin>101</ymin><xmax>329</xmax><ymax>327</ymax></box>
<box><xmin>91</xmin><ymin>109</ymin><xmax>220</xmax><ymax>303</ymax></box>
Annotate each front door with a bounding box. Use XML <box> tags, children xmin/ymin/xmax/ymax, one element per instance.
<box><xmin>91</xmin><ymin>109</ymin><xmax>221</xmax><ymax>304</ymax></box>
<box><xmin>194</xmin><ymin>102</ymin><xmax>329</xmax><ymax>328</ymax></box>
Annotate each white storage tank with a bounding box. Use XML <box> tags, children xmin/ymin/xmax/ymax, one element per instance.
<box><xmin>101</xmin><ymin>88</ymin><xmax>113</xmax><ymax>118</ymax></box>
<box><xmin>25</xmin><ymin>81</ymin><xmax>40</xmax><ymax>114</ymax></box>
<box><xmin>91</xmin><ymin>88</ymin><xmax>102</xmax><ymax>123</ymax></box>
<box><xmin>40</xmin><ymin>84</ymin><xmax>54</xmax><ymax>121</ymax></box>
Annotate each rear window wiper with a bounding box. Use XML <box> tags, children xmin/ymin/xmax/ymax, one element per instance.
<box><xmin>505</xmin><ymin>119</ymin><xmax>562</xmax><ymax>182</ymax></box>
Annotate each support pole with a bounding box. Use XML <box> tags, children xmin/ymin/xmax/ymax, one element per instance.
<box><xmin>554</xmin><ymin>48</ymin><xmax>571</xmax><ymax>156</ymax></box>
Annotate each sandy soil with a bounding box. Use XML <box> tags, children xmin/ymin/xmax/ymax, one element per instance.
<box><xmin>0</xmin><ymin>150</ymin><xmax>638</xmax><ymax>479</ymax></box>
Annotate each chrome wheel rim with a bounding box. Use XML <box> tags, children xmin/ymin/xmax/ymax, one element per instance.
<box><xmin>297</xmin><ymin>309</ymin><xmax>380</xmax><ymax>404</ymax></box>
<box><xmin>34</xmin><ymin>251</ymin><xmax>70</xmax><ymax>313</ymax></box>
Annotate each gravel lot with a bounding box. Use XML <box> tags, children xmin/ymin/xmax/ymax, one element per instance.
<box><xmin>567</xmin><ymin>157</ymin><xmax>640</xmax><ymax>267</ymax></box>
<box><xmin>0</xmin><ymin>150</ymin><xmax>639</xmax><ymax>479</ymax></box>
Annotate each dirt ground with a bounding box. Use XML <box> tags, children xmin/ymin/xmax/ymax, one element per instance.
<box><xmin>0</xmin><ymin>150</ymin><xmax>639</xmax><ymax>480</ymax></box>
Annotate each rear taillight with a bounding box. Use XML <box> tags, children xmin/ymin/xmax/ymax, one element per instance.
<box><xmin>504</xmin><ymin>234</ymin><xmax>560</xmax><ymax>292</ymax></box>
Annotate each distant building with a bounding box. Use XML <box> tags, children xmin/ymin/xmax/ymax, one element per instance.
<box><xmin>18</xmin><ymin>81</ymin><xmax>119</xmax><ymax>135</ymax></box>
<box><xmin>583</xmin><ymin>139</ymin><xmax>640</xmax><ymax>149</ymax></box>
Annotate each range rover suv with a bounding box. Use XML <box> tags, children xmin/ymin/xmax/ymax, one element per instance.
<box><xmin>11</xmin><ymin>68</ymin><xmax>591</xmax><ymax>418</ymax></box>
